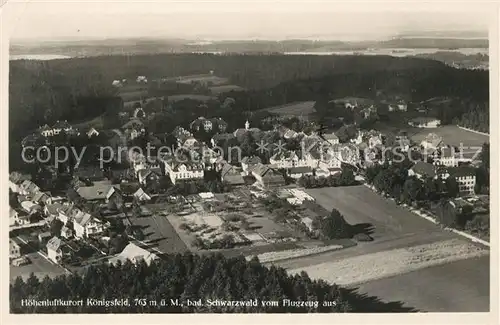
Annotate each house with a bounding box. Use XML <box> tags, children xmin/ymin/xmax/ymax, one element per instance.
<box><xmin>19</xmin><ymin>180</ymin><xmax>40</xmax><ymax>196</ymax></box>
<box><xmin>73</xmin><ymin>211</ymin><xmax>104</xmax><ymax>238</ymax></box>
<box><xmin>106</xmin><ymin>186</ymin><xmax>124</xmax><ymax>210</ymax></box>
<box><xmin>421</xmin><ymin>133</ymin><xmax>444</xmax><ymax>151</ymax></box>
<box><xmin>288</xmin><ymin>166</ymin><xmax>314</xmax><ymax>179</ymax></box>
<box><xmin>20</xmin><ymin>200</ymin><xmax>42</xmax><ymax>215</ymax></box>
<box><xmin>241</xmin><ymin>156</ymin><xmax>262</xmax><ymax>174</ymax></box>
<box><xmin>109</xmin><ymin>243</ymin><xmax>158</xmax><ymax>266</ymax></box>
<box><xmin>122</xmin><ymin>119</ymin><xmax>145</xmax><ymax>140</ymax></box>
<box><xmin>164</xmin><ymin>160</ymin><xmax>205</xmax><ymax>184</ymax></box>
<box><xmin>190</xmin><ymin>117</ymin><xmax>228</xmax><ymax>132</ymax></box>
<box><xmin>368</xmin><ymin>134</ymin><xmax>383</xmax><ymax>149</ymax></box>
<box><xmin>46</xmin><ymin>236</ymin><xmax>63</xmax><ymax>263</ymax></box>
<box><xmin>74</xmin><ymin>167</ymin><xmax>107</xmax><ymax>183</ymax></box>
<box><xmin>60</xmin><ymin>225</ymin><xmax>73</xmax><ymax>239</ymax></box>
<box><xmin>433</xmin><ymin>147</ymin><xmax>458</xmax><ymax>167</ymax></box>
<box><xmin>211</xmin><ymin>133</ymin><xmax>236</xmax><ymax>147</ymax></box>
<box><xmin>87</xmin><ymin>127</ymin><xmax>100</xmax><ymax>138</ymax></box>
<box><xmin>52</xmin><ymin>120</ymin><xmax>73</xmax><ymax>135</ymax></box>
<box><xmin>233</xmin><ymin>120</ymin><xmax>261</xmax><ymax>139</ymax></box>
<box><xmin>442</xmin><ymin>167</ymin><xmax>477</xmax><ymax>196</ymax></box>
<box><xmin>38</xmin><ymin>231</ymin><xmax>52</xmax><ymax>243</ymax></box>
<box><xmin>134</xmin><ymin>188</ymin><xmax>152</xmax><ymax>202</ymax></box>
<box><xmin>76</xmin><ymin>181</ymin><xmax>117</xmax><ymax>202</ymax></box>
<box><xmin>136</xmin><ymin>76</ymin><xmax>148</xmax><ymax>83</ymax></box>
<box><xmin>322</xmin><ymin>132</ymin><xmax>339</xmax><ymax>145</ymax></box>
<box><xmin>269</xmin><ymin>150</ymin><xmax>300</xmax><ymax>169</ymax></box>
<box><xmin>9</xmin><ymin>172</ymin><xmax>32</xmax><ymax>193</ymax></box>
<box><xmin>408</xmin><ymin>161</ymin><xmax>436</xmax><ymax>179</ymax></box>
<box><xmin>10</xmin><ymin>208</ymin><xmax>30</xmax><ymax>226</ymax></box>
<box><xmin>112</xmin><ymin>80</ymin><xmax>122</xmax><ymax>87</ymax></box>
<box><xmin>220</xmin><ymin>163</ymin><xmax>245</xmax><ymax>186</ymax></box>
<box><xmin>250</xmin><ymin>164</ymin><xmax>286</xmax><ymax>187</ymax></box>
<box><xmin>300</xmin><ymin>217</ymin><xmax>316</xmax><ymax>232</ymax></box>
<box><xmin>32</xmin><ymin>191</ymin><xmax>51</xmax><ymax>205</ymax></box>
<box><xmin>137</xmin><ymin>168</ymin><xmax>162</xmax><ymax>186</ymax></box>
<box><xmin>408</xmin><ymin>117</ymin><xmax>441</xmax><ymax>128</ymax></box>
<box><xmin>10</xmin><ymin>238</ymin><xmax>23</xmax><ymax>259</ymax></box>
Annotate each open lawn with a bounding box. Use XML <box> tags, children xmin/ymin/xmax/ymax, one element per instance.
<box><xmin>305</xmin><ymin>185</ymin><xmax>453</xmax><ymax>241</ymax></box>
<box><xmin>10</xmin><ymin>252</ymin><xmax>69</xmax><ymax>282</ymax></box>
<box><xmin>355</xmin><ymin>255</ymin><xmax>489</xmax><ymax>312</ymax></box>
<box><xmin>131</xmin><ymin>205</ymin><xmax>188</xmax><ymax>254</ymax></box>
<box><xmin>209</xmin><ymin>84</ymin><xmax>245</xmax><ymax>95</ymax></box>
<box><xmin>262</xmin><ymin>101</ymin><xmax>316</xmax><ymax>119</ymax></box>
<box><xmin>118</xmin><ymin>90</ymin><xmax>149</xmax><ymax>102</ymax></box>
<box><xmin>409</xmin><ymin>125</ymin><xmax>489</xmax><ymax>147</ymax></box>
<box><xmin>176</xmin><ymin>75</ymin><xmax>229</xmax><ymax>86</ymax></box>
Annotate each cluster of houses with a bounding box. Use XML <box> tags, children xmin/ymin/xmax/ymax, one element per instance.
<box><xmin>22</xmin><ymin>120</ymin><xmax>80</xmax><ymax>147</ymax></box>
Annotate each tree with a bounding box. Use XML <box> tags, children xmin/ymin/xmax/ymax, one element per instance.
<box><xmin>336</xmin><ymin>125</ymin><xmax>357</xmax><ymax>143</ymax></box>
<box><xmin>402</xmin><ymin>177</ymin><xmax>423</xmax><ymax>204</ymax></box>
<box><xmin>338</xmin><ymin>169</ymin><xmax>355</xmax><ymax>186</ymax></box>
<box><xmin>49</xmin><ymin>219</ymin><xmax>64</xmax><ymax>237</ymax></box>
<box><xmin>445</xmin><ymin>177</ymin><xmax>460</xmax><ymax>198</ymax></box>
<box><xmin>316</xmin><ymin>209</ymin><xmax>351</xmax><ymax>239</ymax></box>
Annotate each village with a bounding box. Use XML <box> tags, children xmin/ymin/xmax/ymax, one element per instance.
<box><xmin>9</xmin><ymin>72</ymin><xmax>490</xmax><ymax>283</ymax></box>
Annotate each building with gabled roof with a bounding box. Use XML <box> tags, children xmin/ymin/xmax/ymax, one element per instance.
<box><xmin>47</xmin><ymin>236</ymin><xmax>63</xmax><ymax>263</ymax></box>
<box><xmin>220</xmin><ymin>163</ymin><xmax>245</xmax><ymax>185</ymax></box>
<box><xmin>250</xmin><ymin>163</ymin><xmax>285</xmax><ymax>187</ymax></box>
<box><xmin>108</xmin><ymin>243</ymin><xmax>158</xmax><ymax>266</ymax></box>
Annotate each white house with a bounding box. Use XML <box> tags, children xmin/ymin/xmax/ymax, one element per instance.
<box><xmin>108</xmin><ymin>243</ymin><xmax>158</xmax><ymax>266</ymax></box>
<box><xmin>440</xmin><ymin>167</ymin><xmax>477</xmax><ymax>196</ymax></box>
<box><xmin>87</xmin><ymin>127</ymin><xmax>100</xmax><ymax>138</ymax></box>
<box><xmin>433</xmin><ymin>147</ymin><xmax>458</xmax><ymax>167</ymax></box>
<box><xmin>136</xmin><ymin>76</ymin><xmax>148</xmax><ymax>83</ymax></box>
<box><xmin>73</xmin><ymin>211</ymin><xmax>104</xmax><ymax>238</ymax></box>
<box><xmin>269</xmin><ymin>151</ymin><xmax>300</xmax><ymax>169</ymax></box>
<box><xmin>47</xmin><ymin>237</ymin><xmax>63</xmax><ymax>264</ymax></box>
<box><xmin>409</xmin><ymin>117</ymin><xmax>441</xmax><ymax>128</ymax></box>
<box><xmin>421</xmin><ymin>133</ymin><xmax>444</xmax><ymax>151</ymax></box>
<box><xmin>164</xmin><ymin>162</ymin><xmax>204</xmax><ymax>184</ymax></box>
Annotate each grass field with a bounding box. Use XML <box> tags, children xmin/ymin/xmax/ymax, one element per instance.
<box><xmin>409</xmin><ymin>125</ymin><xmax>489</xmax><ymax>147</ymax></box>
<box><xmin>355</xmin><ymin>255</ymin><xmax>489</xmax><ymax>312</ymax></box>
<box><xmin>118</xmin><ymin>90</ymin><xmax>149</xmax><ymax>102</ymax></box>
<box><xmin>209</xmin><ymin>84</ymin><xmax>245</xmax><ymax>95</ymax></box>
<box><xmin>10</xmin><ymin>252</ymin><xmax>68</xmax><ymax>282</ymax></box>
<box><xmin>305</xmin><ymin>185</ymin><xmax>451</xmax><ymax>240</ymax></box>
<box><xmin>262</xmin><ymin>101</ymin><xmax>316</xmax><ymax>119</ymax></box>
<box><xmin>288</xmin><ymin>238</ymin><xmax>488</xmax><ymax>286</ymax></box>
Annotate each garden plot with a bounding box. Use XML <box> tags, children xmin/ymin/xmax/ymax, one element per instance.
<box><xmin>288</xmin><ymin>238</ymin><xmax>488</xmax><ymax>286</ymax></box>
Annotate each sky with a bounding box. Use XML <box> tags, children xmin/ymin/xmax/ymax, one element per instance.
<box><xmin>4</xmin><ymin>1</ymin><xmax>491</xmax><ymax>42</ymax></box>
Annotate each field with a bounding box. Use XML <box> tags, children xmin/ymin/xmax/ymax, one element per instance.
<box><xmin>10</xmin><ymin>252</ymin><xmax>69</xmax><ymax>282</ymax></box>
<box><xmin>167</xmin><ymin>94</ymin><xmax>216</xmax><ymax>102</ymax></box>
<box><xmin>262</xmin><ymin>101</ymin><xmax>316</xmax><ymax>119</ymax></box>
<box><xmin>355</xmin><ymin>255</ymin><xmax>490</xmax><ymax>312</ymax></box>
<box><xmin>288</xmin><ymin>239</ymin><xmax>488</xmax><ymax>286</ymax></box>
<box><xmin>118</xmin><ymin>90</ymin><xmax>149</xmax><ymax>102</ymax></box>
<box><xmin>305</xmin><ymin>185</ymin><xmax>452</xmax><ymax>240</ymax></box>
<box><xmin>409</xmin><ymin>125</ymin><xmax>489</xmax><ymax>147</ymax></box>
<box><xmin>176</xmin><ymin>75</ymin><xmax>228</xmax><ymax>86</ymax></box>
<box><xmin>280</xmin><ymin>185</ymin><xmax>491</xmax><ymax>311</ymax></box>
<box><xmin>131</xmin><ymin>204</ymin><xmax>189</xmax><ymax>254</ymax></box>
<box><xmin>209</xmin><ymin>84</ymin><xmax>245</xmax><ymax>95</ymax></box>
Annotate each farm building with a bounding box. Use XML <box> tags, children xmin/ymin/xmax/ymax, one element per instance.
<box><xmin>408</xmin><ymin>117</ymin><xmax>441</xmax><ymax>128</ymax></box>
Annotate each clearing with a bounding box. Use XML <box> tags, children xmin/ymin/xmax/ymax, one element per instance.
<box><xmin>288</xmin><ymin>238</ymin><xmax>488</xmax><ymax>286</ymax></box>
<box><xmin>409</xmin><ymin>125</ymin><xmax>489</xmax><ymax>148</ymax></box>
<box><xmin>305</xmin><ymin>185</ymin><xmax>454</xmax><ymax>241</ymax></box>
<box><xmin>261</xmin><ymin>101</ymin><xmax>316</xmax><ymax>119</ymax></box>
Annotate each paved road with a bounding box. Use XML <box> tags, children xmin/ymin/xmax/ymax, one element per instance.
<box><xmin>353</xmin><ymin>255</ymin><xmax>490</xmax><ymax>312</ymax></box>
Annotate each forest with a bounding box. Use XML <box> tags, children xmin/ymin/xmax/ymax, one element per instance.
<box><xmin>10</xmin><ymin>252</ymin><xmax>416</xmax><ymax>313</ymax></box>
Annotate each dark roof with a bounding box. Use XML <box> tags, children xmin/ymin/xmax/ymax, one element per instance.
<box><xmin>288</xmin><ymin>166</ymin><xmax>313</xmax><ymax>174</ymax></box>
<box><xmin>241</xmin><ymin>156</ymin><xmax>262</xmax><ymax>165</ymax></box>
<box><xmin>212</xmin><ymin>133</ymin><xmax>236</xmax><ymax>142</ymax></box>
<box><xmin>222</xmin><ymin>174</ymin><xmax>245</xmax><ymax>185</ymax></box>
<box><xmin>410</xmin><ymin>161</ymin><xmax>436</xmax><ymax>178</ymax></box>
<box><xmin>447</xmin><ymin>166</ymin><xmax>476</xmax><ymax>177</ymax></box>
<box><xmin>9</xmin><ymin>172</ymin><xmax>32</xmax><ymax>184</ymax></box>
<box><xmin>74</xmin><ymin>167</ymin><xmax>106</xmax><ymax>180</ymax></box>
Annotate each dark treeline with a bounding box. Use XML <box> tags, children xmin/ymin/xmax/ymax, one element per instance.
<box><xmin>10</xmin><ymin>54</ymin><xmax>488</xmax><ymax>137</ymax></box>
<box><xmin>10</xmin><ymin>252</ymin><xmax>416</xmax><ymax>313</ymax></box>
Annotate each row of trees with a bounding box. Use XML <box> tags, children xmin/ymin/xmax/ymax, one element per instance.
<box><xmin>10</xmin><ymin>252</ymin><xmax>415</xmax><ymax>313</ymax></box>
<box><xmin>297</xmin><ymin>169</ymin><xmax>356</xmax><ymax>188</ymax></box>
<box><xmin>365</xmin><ymin>160</ymin><xmax>460</xmax><ymax>205</ymax></box>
